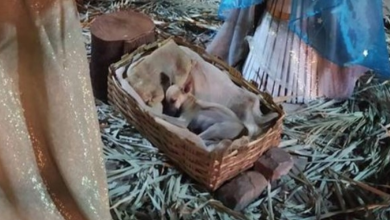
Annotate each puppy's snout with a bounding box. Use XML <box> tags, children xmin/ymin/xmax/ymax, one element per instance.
<box><xmin>162</xmin><ymin>102</ymin><xmax>182</xmax><ymax>117</ymax></box>
<box><xmin>170</xmin><ymin>106</ymin><xmax>182</xmax><ymax>117</ymax></box>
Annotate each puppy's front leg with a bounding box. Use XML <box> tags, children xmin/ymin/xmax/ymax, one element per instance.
<box><xmin>203</xmin><ymin>140</ymin><xmax>220</xmax><ymax>146</ymax></box>
<box><xmin>206</xmin><ymin>139</ymin><xmax>233</xmax><ymax>153</ymax></box>
<box><xmin>198</xmin><ymin>121</ymin><xmax>246</xmax><ymax>141</ymax></box>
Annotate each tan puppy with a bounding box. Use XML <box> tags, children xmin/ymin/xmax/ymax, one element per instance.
<box><xmin>177</xmin><ymin>46</ymin><xmax>279</xmax><ymax>138</ymax></box>
<box><xmin>124</xmin><ymin>39</ymin><xmax>193</xmax><ymax>113</ymax></box>
<box><xmin>165</xmin><ymin>84</ymin><xmax>248</xmax><ymax>145</ymax></box>
<box><xmin>115</xmin><ymin>66</ymin><xmax>189</xmax><ymax>128</ymax></box>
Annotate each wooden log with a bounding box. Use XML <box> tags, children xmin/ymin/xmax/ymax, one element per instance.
<box><xmin>215</xmin><ymin>171</ymin><xmax>268</xmax><ymax>211</ymax></box>
<box><xmin>89</xmin><ymin>9</ymin><xmax>155</xmax><ymax>103</ymax></box>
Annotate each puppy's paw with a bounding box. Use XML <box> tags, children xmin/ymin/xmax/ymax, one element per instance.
<box><xmin>208</xmin><ymin>139</ymin><xmax>232</xmax><ymax>154</ymax></box>
<box><xmin>228</xmin><ymin>136</ymin><xmax>250</xmax><ymax>152</ymax></box>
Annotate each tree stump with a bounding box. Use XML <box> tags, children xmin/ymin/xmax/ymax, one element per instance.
<box><xmin>89</xmin><ymin>9</ymin><xmax>155</xmax><ymax>103</ymax></box>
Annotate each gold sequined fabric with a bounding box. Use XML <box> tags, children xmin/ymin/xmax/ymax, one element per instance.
<box><xmin>0</xmin><ymin>0</ymin><xmax>112</xmax><ymax>219</ymax></box>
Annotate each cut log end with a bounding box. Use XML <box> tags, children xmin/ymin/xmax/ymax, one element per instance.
<box><xmin>90</xmin><ymin>9</ymin><xmax>155</xmax><ymax>43</ymax></box>
<box><xmin>89</xmin><ymin>9</ymin><xmax>155</xmax><ymax>102</ymax></box>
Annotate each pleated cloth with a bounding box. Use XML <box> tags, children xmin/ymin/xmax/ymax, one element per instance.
<box><xmin>207</xmin><ymin>0</ymin><xmax>368</xmax><ymax>104</ymax></box>
<box><xmin>240</xmin><ymin>0</ymin><xmax>367</xmax><ymax>103</ymax></box>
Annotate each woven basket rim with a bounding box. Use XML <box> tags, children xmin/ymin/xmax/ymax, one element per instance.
<box><xmin>108</xmin><ymin>37</ymin><xmax>285</xmax><ymax>154</ymax></box>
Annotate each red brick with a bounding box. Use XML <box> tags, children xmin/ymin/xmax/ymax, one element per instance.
<box><xmin>215</xmin><ymin>171</ymin><xmax>268</xmax><ymax>211</ymax></box>
<box><xmin>254</xmin><ymin>147</ymin><xmax>294</xmax><ymax>181</ymax></box>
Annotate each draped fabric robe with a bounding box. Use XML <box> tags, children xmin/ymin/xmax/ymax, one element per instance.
<box><xmin>0</xmin><ymin>0</ymin><xmax>112</xmax><ymax>219</ymax></box>
<box><xmin>207</xmin><ymin>1</ymin><xmax>367</xmax><ymax>103</ymax></box>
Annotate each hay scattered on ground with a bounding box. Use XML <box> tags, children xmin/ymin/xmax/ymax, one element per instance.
<box><xmin>97</xmin><ymin>75</ymin><xmax>390</xmax><ymax>220</ymax></box>
<box><xmin>79</xmin><ymin>1</ymin><xmax>390</xmax><ymax>219</ymax></box>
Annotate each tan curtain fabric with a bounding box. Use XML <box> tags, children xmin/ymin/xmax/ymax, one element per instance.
<box><xmin>206</xmin><ymin>7</ymin><xmax>255</xmax><ymax>68</ymax></box>
<box><xmin>0</xmin><ymin>0</ymin><xmax>112</xmax><ymax>219</ymax></box>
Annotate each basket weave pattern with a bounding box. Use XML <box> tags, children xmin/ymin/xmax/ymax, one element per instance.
<box><xmin>107</xmin><ymin>37</ymin><xmax>284</xmax><ymax>191</ymax></box>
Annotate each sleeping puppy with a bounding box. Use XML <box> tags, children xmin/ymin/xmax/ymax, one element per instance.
<box><xmin>123</xmin><ymin>39</ymin><xmax>193</xmax><ymax>113</ymax></box>
<box><xmin>115</xmin><ymin>66</ymin><xmax>189</xmax><ymax>128</ymax></box>
<box><xmin>176</xmin><ymin>46</ymin><xmax>279</xmax><ymax>138</ymax></box>
<box><xmin>165</xmin><ymin>84</ymin><xmax>248</xmax><ymax>146</ymax></box>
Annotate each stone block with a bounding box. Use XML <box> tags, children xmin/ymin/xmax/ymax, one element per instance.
<box><xmin>215</xmin><ymin>171</ymin><xmax>268</xmax><ymax>211</ymax></box>
<box><xmin>254</xmin><ymin>147</ymin><xmax>294</xmax><ymax>181</ymax></box>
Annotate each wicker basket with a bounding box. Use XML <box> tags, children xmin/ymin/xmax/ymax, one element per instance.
<box><xmin>107</xmin><ymin>37</ymin><xmax>285</xmax><ymax>191</ymax></box>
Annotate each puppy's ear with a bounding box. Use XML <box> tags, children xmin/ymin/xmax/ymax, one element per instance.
<box><xmin>160</xmin><ymin>72</ymin><xmax>171</xmax><ymax>91</ymax></box>
<box><xmin>183</xmin><ymin>75</ymin><xmax>193</xmax><ymax>94</ymax></box>
<box><xmin>181</xmin><ymin>60</ymin><xmax>198</xmax><ymax>93</ymax></box>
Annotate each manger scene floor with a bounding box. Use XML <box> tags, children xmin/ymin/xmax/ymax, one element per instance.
<box><xmin>78</xmin><ymin>1</ymin><xmax>390</xmax><ymax>219</ymax></box>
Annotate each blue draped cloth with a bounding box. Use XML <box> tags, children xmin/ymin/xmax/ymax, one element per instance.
<box><xmin>218</xmin><ymin>0</ymin><xmax>265</xmax><ymax>19</ymax></box>
<box><xmin>218</xmin><ymin>0</ymin><xmax>390</xmax><ymax>78</ymax></box>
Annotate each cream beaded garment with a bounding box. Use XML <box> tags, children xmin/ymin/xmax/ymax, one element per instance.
<box><xmin>0</xmin><ymin>0</ymin><xmax>112</xmax><ymax>219</ymax></box>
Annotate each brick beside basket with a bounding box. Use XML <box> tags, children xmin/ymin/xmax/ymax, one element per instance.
<box><xmin>107</xmin><ymin>37</ymin><xmax>285</xmax><ymax>191</ymax></box>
